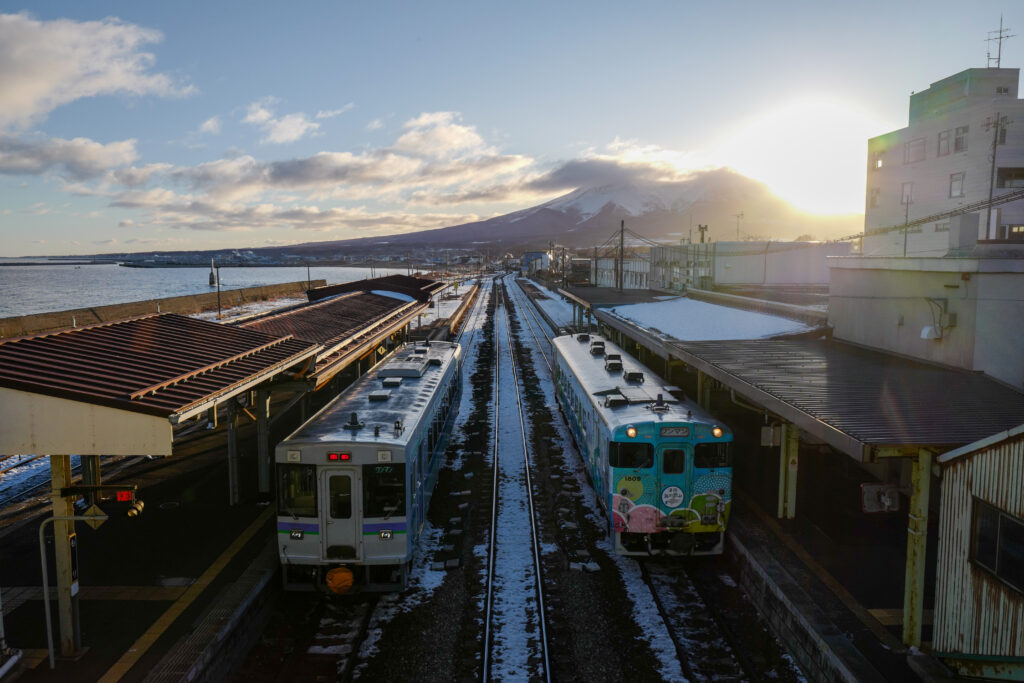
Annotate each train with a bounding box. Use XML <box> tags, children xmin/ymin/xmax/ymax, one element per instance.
<box><xmin>275</xmin><ymin>340</ymin><xmax>462</xmax><ymax>592</ymax></box>
<box><xmin>552</xmin><ymin>333</ymin><xmax>734</xmax><ymax>555</ymax></box>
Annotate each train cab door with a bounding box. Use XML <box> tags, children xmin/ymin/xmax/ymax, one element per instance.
<box><xmin>658</xmin><ymin>445</ymin><xmax>691</xmax><ymax>518</ymax></box>
<box><xmin>321</xmin><ymin>469</ymin><xmax>361</xmax><ymax>561</ymax></box>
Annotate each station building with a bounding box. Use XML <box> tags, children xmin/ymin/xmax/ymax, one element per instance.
<box><xmin>864</xmin><ymin>67</ymin><xmax>1024</xmax><ymax>256</ymax></box>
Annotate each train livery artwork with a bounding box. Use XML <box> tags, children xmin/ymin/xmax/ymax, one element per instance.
<box><xmin>275</xmin><ymin>340</ymin><xmax>461</xmax><ymax>592</ymax></box>
<box><xmin>552</xmin><ymin>333</ymin><xmax>734</xmax><ymax>555</ymax></box>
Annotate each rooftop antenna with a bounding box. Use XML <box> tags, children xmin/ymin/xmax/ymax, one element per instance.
<box><xmin>987</xmin><ymin>16</ymin><xmax>1015</xmax><ymax>68</ymax></box>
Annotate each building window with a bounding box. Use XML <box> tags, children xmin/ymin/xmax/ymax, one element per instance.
<box><xmin>868</xmin><ymin>187</ymin><xmax>880</xmax><ymax>208</ymax></box>
<box><xmin>997</xmin><ymin>168</ymin><xmax>1024</xmax><ymax>188</ymax></box>
<box><xmin>938</xmin><ymin>130</ymin><xmax>951</xmax><ymax>156</ymax></box>
<box><xmin>955</xmin><ymin>126</ymin><xmax>969</xmax><ymax>152</ymax></box>
<box><xmin>999</xmin><ymin>127</ymin><xmax>1008</xmax><ymax>145</ymax></box>
<box><xmin>904</xmin><ymin>138</ymin><xmax>926</xmax><ymax>164</ymax></box>
<box><xmin>972</xmin><ymin>499</ymin><xmax>1024</xmax><ymax>593</ymax></box>
<box><xmin>997</xmin><ymin>86</ymin><xmax>1010</xmax><ymax>94</ymax></box>
<box><xmin>949</xmin><ymin>172</ymin><xmax>965</xmax><ymax>198</ymax></box>
<box><xmin>870</xmin><ymin>151</ymin><xmax>884</xmax><ymax>170</ymax></box>
<box><xmin>1008</xmin><ymin>225</ymin><xmax>1024</xmax><ymax>241</ymax></box>
<box><xmin>934</xmin><ymin>221</ymin><xmax>950</xmax><ymax>232</ymax></box>
<box><xmin>901</xmin><ymin>182</ymin><xmax>913</xmax><ymax>205</ymax></box>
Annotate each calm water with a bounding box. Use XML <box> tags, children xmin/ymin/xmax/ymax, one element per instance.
<box><xmin>0</xmin><ymin>262</ymin><xmax>408</xmax><ymax>317</ymax></box>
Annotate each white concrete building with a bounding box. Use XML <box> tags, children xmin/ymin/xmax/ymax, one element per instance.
<box><xmin>592</xmin><ymin>257</ymin><xmax>649</xmax><ymax>288</ymax></box>
<box><xmin>865</xmin><ymin>67</ymin><xmax>1024</xmax><ymax>256</ymax></box>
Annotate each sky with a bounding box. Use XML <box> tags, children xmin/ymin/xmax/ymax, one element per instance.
<box><xmin>0</xmin><ymin>1</ymin><xmax>1020</xmax><ymax>256</ymax></box>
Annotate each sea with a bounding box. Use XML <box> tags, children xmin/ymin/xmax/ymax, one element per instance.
<box><xmin>0</xmin><ymin>259</ymin><xmax>409</xmax><ymax>318</ymax></box>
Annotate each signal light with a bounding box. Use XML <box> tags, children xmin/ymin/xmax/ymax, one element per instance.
<box><xmin>327</xmin><ymin>453</ymin><xmax>351</xmax><ymax>462</ymax></box>
<box><xmin>115</xmin><ymin>489</ymin><xmax>134</xmax><ymax>503</ymax></box>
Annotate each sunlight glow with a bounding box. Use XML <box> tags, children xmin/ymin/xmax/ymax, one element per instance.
<box><xmin>712</xmin><ymin>98</ymin><xmax>893</xmax><ymax>215</ymax></box>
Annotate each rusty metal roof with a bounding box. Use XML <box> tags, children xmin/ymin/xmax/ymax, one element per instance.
<box><xmin>306</xmin><ymin>274</ymin><xmax>445</xmax><ymax>303</ymax></box>
<box><xmin>0</xmin><ymin>313</ymin><xmax>319</xmax><ymax>419</ymax></box>
<box><xmin>239</xmin><ymin>291</ymin><xmax>425</xmax><ymax>385</ymax></box>
<box><xmin>667</xmin><ymin>339</ymin><xmax>1024</xmax><ymax>459</ymax></box>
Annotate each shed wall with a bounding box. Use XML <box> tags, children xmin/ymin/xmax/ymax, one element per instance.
<box><xmin>934</xmin><ymin>437</ymin><xmax>1024</xmax><ymax>656</ymax></box>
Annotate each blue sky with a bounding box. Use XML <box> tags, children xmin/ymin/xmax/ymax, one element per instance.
<box><xmin>1</xmin><ymin>1</ymin><xmax>1020</xmax><ymax>255</ymax></box>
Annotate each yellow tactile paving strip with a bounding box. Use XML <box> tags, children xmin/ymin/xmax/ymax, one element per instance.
<box><xmin>98</xmin><ymin>506</ymin><xmax>274</xmax><ymax>683</ymax></box>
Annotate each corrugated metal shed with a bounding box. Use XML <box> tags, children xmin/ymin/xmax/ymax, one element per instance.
<box><xmin>667</xmin><ymin>339</ymin><xmax>1024</xmax><ymax>460</ymax></box>
<box><xmin>239</xmin><ymin>291</ymin><xmax>424</xmax><ymax>385</ymax></box>
<box><xmin>0</xmin><ymin>313</ymin><xmax>319</xmax><ymax>420</ymax></box>
<box><xmin>934</xmin><ymin>425</ymin><xmax>1024</xmax><ymax>664</ymax></box>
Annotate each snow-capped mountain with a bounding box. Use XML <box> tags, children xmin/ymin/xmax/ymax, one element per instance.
<box><xmin>293</xmin><ymin>168</ymin><xmax>862</xmax><ymax>253</ymax></box>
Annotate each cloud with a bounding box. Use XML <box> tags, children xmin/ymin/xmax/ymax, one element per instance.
<box><xmin>392</xmin><ymin>111</ymin><xmax>487</xmax><ymax>158</ymax></box>
<box><xmin>0</xmin><ymin>12</ymin><xmax>193</xmax><ymax>129</ymax></box>
<box><xmin>110</xmin><ymin>163</ymin><xmax>171</xmax><ymax>187</ymax></box>
<box><xmin>0</xmin><ymin>134</ymin><xmax>138</xmax><ymax>180</ymax></box>
<box><xmin>366</xmin><ymin>119</ymin><xmax>383</xmax><ymax>131</ymax></box>
<box><xmin>316</xmin><ymin>103</ymin><xmax>354</xmax><ymax>119</ymax></box>
<box><xmin>243</xmin><ymin>98</ymin><xmax>319</xmax><ymax>144</ymax></box>
<box><xmin>198</xmin><ymin>116</ymin><xmax>221</xmax><ymax>135</ymax></box>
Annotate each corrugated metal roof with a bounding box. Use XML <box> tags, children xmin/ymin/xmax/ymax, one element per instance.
<box><xmin>0</xmin><ymin>313</ymin><xmax>319</xmax><ymax>418</ymax></box>
<box><xmin>667</xmin><ymin>339</ymin><xmax>1024</xmax><ymax>454</ymax></box>
<box><xmin>306</xmin><ymin>274</ymin><xmax>445</xmax><ymax>303</ymax></box>
<box><xmin>239</xmin><ymin>291</ymin><xmax>424</xmax><ymax>385</ymax></box>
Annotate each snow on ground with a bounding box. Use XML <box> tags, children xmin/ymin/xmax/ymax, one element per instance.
<box><xmin>447</xmin><ymin>279</ymin><xmax>489</xmax><ymax>472</ymax></box>
<box><xmin>608</xmin><ymin>297</ymin><xmax>810</xmax><ymax>340</ymax></box>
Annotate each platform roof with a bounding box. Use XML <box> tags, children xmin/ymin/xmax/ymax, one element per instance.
<box><xmin>239</xmin><ymin>291</ymin><xmax>425</xmax><ymax>386</ymax></box>
<box><xmin>667</xmin><ymin>339</ymin><xmax>1024</xmax><ymax>461</ymax></box>
<box><xmin>0</xmin><ymin>313</ymin><xmax>320</xmax><ymax>423</ymax></box>
<box><xmin>306</xmin><ymin>274</ymin><xmax>446</xmax><ymax>304</ymax></box>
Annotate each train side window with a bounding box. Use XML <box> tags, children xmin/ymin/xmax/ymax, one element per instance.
<box><xmin>694</xmin><ymin>443</ymin><xmax>731</xmax><ymax>468</ymax></box>
<box><xmin>609</xmin><ymin>442</ymin><xmax>653</xmax><ymax>468</ymax></box>
<box><xmin>363</xmin><ymin>463</ymin><xmax>406</xmax><ymax>518</ymax></box>
<box><xmin>277</xmin><ymin>464</ymin><xmax>317</xmax><ymax>518</ymax></box>
<box><xmin>328</xmin><ymin>474</ymin><xmax>352</xmax><ymax>519</ymax></box>
<box><xmin>663</xmin><ymin>449</ymin><xmax>686</xmax><ymax>474</ymax></box>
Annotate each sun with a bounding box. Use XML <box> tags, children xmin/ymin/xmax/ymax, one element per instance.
<box><xmin>712</xmin><ymin>98</ymin><xmax>894</xmax><ymax>215</ymax></box>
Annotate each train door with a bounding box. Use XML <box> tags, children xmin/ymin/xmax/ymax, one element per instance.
<box><xmin>320</xmin><ymin>469</ymin><xmax>361</xmax><ymax>561</ymax></box>
<box><xmin>658</xmin><ymin>445</ymin><xmax>691</xmax><ymax>520</ymax></box>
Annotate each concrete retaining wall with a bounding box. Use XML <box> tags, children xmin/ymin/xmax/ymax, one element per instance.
<box><xmin>0</xmin><ymin>280</ymin><xmax>326</xmax><ymax>339</ymax></box>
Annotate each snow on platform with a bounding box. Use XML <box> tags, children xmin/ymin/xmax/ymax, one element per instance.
<box><xmin>607</xmin><ymin>296</ymin><xmax>810</xmax><ymax>341</ymax></box>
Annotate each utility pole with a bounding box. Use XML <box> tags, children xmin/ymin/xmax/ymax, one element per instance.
<box><xmin>561</xmin><ymin>246</ymin><xmax>567</xmax><ymax>288</ymax></box>
<box><xmin>903</xmin><ymin>192</ymin><xmax>911</xmax><ymax>258</ymax></box>
<box><xmin>735</xmin><ymin>211</ymin><xmax>744</xmax><ymax>240</ymax></box>
<box><xmin>698</xmin><ymin>224</ymin><xmax>708</xmax><ymax>243</ymax></box>
<box><xmin>618</xmin><ymin>219</ymin><xmax>625</xmax><ymax>291</ymax></box>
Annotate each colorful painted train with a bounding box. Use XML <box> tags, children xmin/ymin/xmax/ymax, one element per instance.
<box><xmin>552</xmin><ymin>333</ymin><xmax>734</xmax><ymax>555</ymax></box>
<box><xmin>275</xmin><ymin>340</ymin><xmax>461</xmax><ymax>592</ymax></box>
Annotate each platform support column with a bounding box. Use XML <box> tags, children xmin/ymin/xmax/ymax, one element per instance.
<box><xmin>50</xmin><ymin>454</ymin><xmax>80</xmax><ymax>656</ymax></box>
<box><xmin>227</xmin><ymin>401</ymin><xmax>240</xmax><ymax>506</ymax></box>
<box><xmin>697</xmin><ymin>371</ymin><xmax>712</xmax><ymax>411</ymax></box>
<box><xmin>256</xmin><ymin>389</ymin><xmax>271</xmax><ymax>496</ymax></box>
<box><xmin>81</xmin><ymin>455</ymin><xmax>101</xmax><ymax>506</ymax></box>
<box><xmin>903</xmin><ymin>448</ymin><xmax>932</xmax><ymax>648</ymax></box>
<box><xmin>777</xmin><ymin>424</ymin><xmax>800</xmax><ymax>519</ymax></box>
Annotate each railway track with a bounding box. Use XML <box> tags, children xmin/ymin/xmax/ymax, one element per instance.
<box><xmin>482</xmin><ymin>279</ymin><xmax>551</xmax><ymax>681</ymax></box>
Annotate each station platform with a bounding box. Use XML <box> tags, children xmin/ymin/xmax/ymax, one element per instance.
<box><xmin>0</xmin><ymin>451</ymin><xmax>276</xmax><ymax>683</ymax></box>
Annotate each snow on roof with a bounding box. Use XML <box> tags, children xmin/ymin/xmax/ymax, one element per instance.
<box><xmin>608</xmin><ymin>296</ymin><xmax>810</xmax><ymax>340</ymax></box>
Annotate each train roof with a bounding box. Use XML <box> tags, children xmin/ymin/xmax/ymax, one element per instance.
<box><xmin>552</xmin><ymin>333</ymin><xmax>720</xmax><ymax>429</ymax></box>
<box><xmin>279</xmin><ymin>340</ymin><xmax>461</xmax><ymax>449</ymax></box>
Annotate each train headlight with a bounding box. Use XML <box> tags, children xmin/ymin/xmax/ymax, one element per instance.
<box><xmin>712</xmin><ymin>426</ymin><xmax>723</xmax><ymax>438</ymax></box>
<box><xmin>379</xmin><ymin>529</ymin><xmax>393</xmax><ymax>541</ymax></box>
<box><xmin>626</xmin><ymin>425</ymin><xmax>638</xmax><ymax>438</ymax></box>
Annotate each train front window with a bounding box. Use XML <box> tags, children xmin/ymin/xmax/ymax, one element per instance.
<box><xmin>278</xmin><ymin>464</ymin><xmax>317</xmax><ymax>518</ymax></box>
<box><xmin>663</xmin><ymin>448</ymin><xmax>686</xmax><ymax>474</ymax></box>
<box><xmin>694</xmin><ymin>443</ymin><xmax>732</xmax><ymax>468</ymax></box>
<box><xmin>328</xmin><ymin>475</ymin><xmax>352</xmax><ymax>519</ymax></box>
<box><xmin>610</xmin><ymin>442</ymin><xmax>653</xmax><ymax>469</ymax></box>
<box><xmin>363</xmin><ymin>464</ymin><xmax>406</xmax><ymax>518</ymax></box>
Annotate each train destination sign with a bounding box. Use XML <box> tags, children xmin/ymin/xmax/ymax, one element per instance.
<box><xmin>660</xmin><ymin>426</ymin><xmax>690</xmax><ymax>437</ymax></box>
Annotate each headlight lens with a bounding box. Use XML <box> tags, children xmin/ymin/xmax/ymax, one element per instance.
<box><xmin>626</xmin><ymin>426</ymin><xmax>637</xmax><ymax>438</ymax></box>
